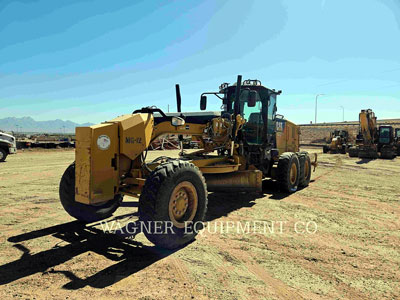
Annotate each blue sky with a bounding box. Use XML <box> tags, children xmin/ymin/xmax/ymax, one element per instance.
<box><xmin>1</xmin><ymin>0</ymin><xmax>399</xmax><ymax>124</ymax></box>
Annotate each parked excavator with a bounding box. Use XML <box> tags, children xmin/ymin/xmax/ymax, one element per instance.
<box><xmin>322</xmin><ymin>129</ymin><xmax>350</xmax><ymax>154</ymax></box>
<box><xmin>59</xmin><ymin>75</ymin><xmax>317</xmax><ymax>249</ymax></box>
<box><xmin>348</xmin><ymin>109</ymin><xmax>396</xmax><ymax>159</ymax></box>
<box><xmin>348</xmin><ymin>109</ymin><xmax>377</xmax><ymax>158</ymax></box>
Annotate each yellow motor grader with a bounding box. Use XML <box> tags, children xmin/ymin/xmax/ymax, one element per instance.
<box><xmin>59</xmin><ymin>75</ymin><xmax>317</xmax><ymax>249</ymax></box>
<box><xmin>322</xmin><ymin>129</ymin><xmax>350</xmax><ymax>154</ymax></box>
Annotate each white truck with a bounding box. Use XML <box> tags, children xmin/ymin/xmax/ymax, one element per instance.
<box><xmin>0</xmin><ymin>132</ymin><xmax>17</xmax><ymax>162</ymax></box>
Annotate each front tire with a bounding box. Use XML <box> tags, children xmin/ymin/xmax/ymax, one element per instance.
<box><xmin>139</xmin><ymin>160</ymin><xmax>208</xmax><ymax>249</ymax></box>
<box><xmin>0</xmin><ymin>148</ymin><xmax>7</xmax><ymax>162</ymax></box>
<box><xmin>277</xmin><ymin>152</ymin><xmax>300</xmax><ymax>193</ymax></box>
<box><xmin>59</xmin><ymin>163</ymin><xmax>122</xmax><ymax>223</ymax></box>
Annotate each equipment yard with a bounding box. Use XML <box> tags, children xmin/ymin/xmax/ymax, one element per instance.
<box><xmin>0</xmin><ymin>149</ymin><xmax>399</xmax><ymax>300</ymax></box>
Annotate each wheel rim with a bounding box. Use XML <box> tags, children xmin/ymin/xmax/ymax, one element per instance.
<box><xmin>289</xmin><ymin>163</ymin><xmax>297</xmax><ymax>185</ymax></box>
<box><xmin>169</xmin><ymin>181</ymin><xmax>198</xmax><ymax>228</ymax></box>
<box><xmin>0</xmin><ymin>151</ymin><xmax>3</xmax><ymax>160</ymax></box>
<box><xmin>304</xmin><ymin>159</ymin><xmax>310</xmax><ymax>179</ymax></box>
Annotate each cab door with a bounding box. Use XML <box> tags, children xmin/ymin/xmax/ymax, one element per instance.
<box><xmin>241</xmin><ymin>91</ymin><xmax>264</xmax><ymax>145</ymax></box>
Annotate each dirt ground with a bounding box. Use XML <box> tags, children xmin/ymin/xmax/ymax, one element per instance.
<box><xmin>0</xmin><ymin>148</ymin><xmax>399</xmax><ymax>300</ymax></box>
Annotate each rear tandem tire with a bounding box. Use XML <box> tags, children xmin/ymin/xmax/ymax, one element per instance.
<box><xmin>298</xmin><ymin>152</ymin><xmax>311</xmax><ymax>188</ymax></box>
<box><xmin>138</xmin><ymin>160</ymin><xmax>208</xmax><ymax>249</ymax></box>
<box><xmin>59</xmin><ymin>163</ymin><xmax>123</xmax><ymax>223</ymax></box>
<box><xmin>277</xmin><ymin>152</ymin><xmax>300</xmax><ymax>193</ymax></box>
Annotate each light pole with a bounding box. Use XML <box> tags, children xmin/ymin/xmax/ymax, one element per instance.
<box><xmin>315</xmin><ymin>94</ymin><xmax>325</xmax><ymax>124</ymax></box>
<box><xmin>340</xmin><ymin>106</ymin><xmax>344</xmax><ymax>122</ymax></box>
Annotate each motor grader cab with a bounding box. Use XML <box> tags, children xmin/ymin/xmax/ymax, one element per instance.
<box><xmin>59</xmin><ymin>75</ymin><xmax>317</xmax><ymax>249</ymax></box>
<box><xmin>323</xmin><ymin>129</ymin><xmax>349</xmax><ymax>154</ymax></box>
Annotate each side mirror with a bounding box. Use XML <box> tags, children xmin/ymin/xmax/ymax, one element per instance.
<box><xmin>171</xmin><ymin>116</ymin><xmax>185</xmax><ymax>126</ymax></box>
<box><xmin>248</xmin><ymin>91</ymin><xmax>257</xmax><ymax>107</ymax></box>
<box><xmin>200</xmin><ymin>95</ymin><xmax>207</xmax><ymax>110</ymax></box>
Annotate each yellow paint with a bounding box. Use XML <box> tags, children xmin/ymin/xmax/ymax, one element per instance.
<box><xmin>204</xmin><ymin>170</ymin><xmax>262</xmax><ymax>192</ymax></box>
<box><xmin>75</xmin><ymin>123</ymin><xmax>119</xmax><ymax>204</ymax></box>
<box><xmin>152</xmin><ymin>121</ymin><xmax>206</xmax><ymax>139</ymax></box>
<box><xmin>75</xmin><ymin>113</ymin><xmax>208</xmax><ymax>205</ymax></box>
<box><xmin>276</xmin><ymin>119</ymin><xmax>299</xmax><ymax>154</ymax></box>
<box><xmin>191</xmin><ymin>156</ymin><xmax>229</xmax><ymax>167</ymax></box>
<box><xmin>110</xmin><ymin>113</ymin><xmax>154</xmax><ymax>160</ymax></box>
<box><xmin>198</xmin><ymin>164</ymin><xmax>240</xmax><ymax>174</ymax></box>
<box><xmin>75</xmin><ymin>112</ymin><xmax>302</xmax><ymax>204</ymax></box>
<box><xmin>359</xmin><ymin>109</ymin><xmax>377</xmax><ymax>144</ymax></box>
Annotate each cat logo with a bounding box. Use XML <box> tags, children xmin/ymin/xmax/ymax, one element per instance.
<box><xmin>276</xmin><ymin>120</ymin><xmax>285</xmax><ymax>132</ymax></box>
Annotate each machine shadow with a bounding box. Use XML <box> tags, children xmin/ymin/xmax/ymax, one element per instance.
<box><xmin>356</xmin><ymin>158</ymin><xmax>374</xmax><ymax>164</ymax></box>
<box><xmin>205</xmin><ymin>178</ymin><xmax>290</xmax><ymax>221</ymax></box>
<box><xmin>2</xmin><ymin>181</ymin><xmax>289</xmax><ymax>290</ymax></box>
<box><xmin>262</xmin><ymin>179</ymin><xmax>292</xmax><ymax>200</ymax></box>
<box><xmin>3</xmin><ymin>221</ymin><xmax>177</xmax><ymax>290</ymax></box>
<box><xmin>206</xmin><ymin>192</ymin><xmax>259</xmax><ymax>221</ymax></box>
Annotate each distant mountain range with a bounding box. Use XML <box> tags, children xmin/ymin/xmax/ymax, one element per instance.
<box><xmin>0</xmin><ymin>117</ymin><xmax>94</xmax><ymax>134</ymax></box>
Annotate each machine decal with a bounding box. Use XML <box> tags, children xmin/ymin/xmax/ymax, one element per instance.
<box><xmin>97</xmin><ymin>135</ymin><xmax>111</xmax><ymax>150</ymax></box>
<box><xmin>125</xmin><ymin>137</ymin><xmax>142</xmax><ymax>144</ymax></box>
